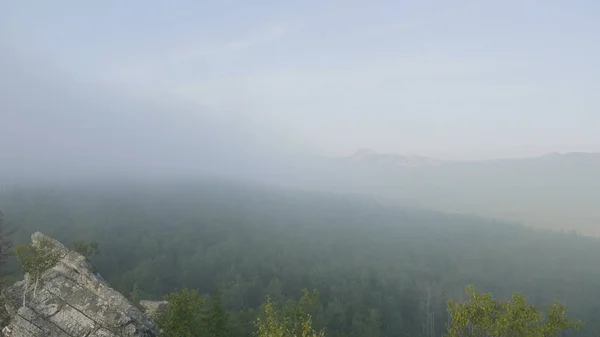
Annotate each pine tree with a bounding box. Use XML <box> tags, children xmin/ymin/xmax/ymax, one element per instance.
<box><xmin>204</xmin><ymin>285</ymin><xmax>231</xmax><ymax>337</ymax></box>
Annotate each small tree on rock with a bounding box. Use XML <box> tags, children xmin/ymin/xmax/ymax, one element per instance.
<box><xmin>14</xmin><ymin>237</ymin><xmax>62</xmax><ymax>306</ymax></box>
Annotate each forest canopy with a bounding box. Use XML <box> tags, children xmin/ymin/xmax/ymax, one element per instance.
<box><xmin>0</xmin><ymin>182</ymin><xmax>596</xmax><ymax>336</ymax></box>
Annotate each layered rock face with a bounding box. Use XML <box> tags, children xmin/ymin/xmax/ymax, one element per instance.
<box><xmin>1</xmin><ymin>232</ymin><xmax>157</xmax><ymax>337</ymax></box>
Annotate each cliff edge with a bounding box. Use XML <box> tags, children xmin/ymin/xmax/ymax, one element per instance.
<box><xmin>0</xmin><ymin>232</ymin><xmax>157</xmax><ymax>337</ymax></box>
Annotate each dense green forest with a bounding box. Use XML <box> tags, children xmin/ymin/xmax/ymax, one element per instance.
<box><xmin>0</xmin><ymin>181</ymin><xmax>598</xmax><ymax>336</ymax></box>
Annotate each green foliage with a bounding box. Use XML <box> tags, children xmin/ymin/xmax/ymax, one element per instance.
<box><xmin>155</xmin><ymin>286</ymin><xmax>233</xmax><ymax>337</ymax></box>
<box><xmin>0</xmin><ymin>210</ymin><xmax>13</xmax><ymax>287</ymax></box>
<box><xmin>14</xmin><ymin>238</ymin><xmax>62</xmax><ymax>281</ymax></box>
<box><xmin>72</xmin><ymin>240</ymin><xmax>100</xmax><ymax>260</ymax></box>
<box><xmin>255</xmin><ymin>289</ymin><xmax>325</xmax><ymax>337</ymax></box>
<box><xmin>446</xmin><ymin>285</ymin><xmax>583</xmax><ymax>337</ymax></box>
<box><xmin>14</xmin><ymin>236</ymin><xmax>62</xmax><ymax>305</ymax></box>
<box><xmin>155</xmin><ymin>288</ymin><xmax>207</xmax><ymax>337</ymax></box>
<box><xmin>0</xmin><ymin>210</ymin><xmax>13</xmax><ymax>275</ymax></box>
<box><xmin>0</xmin><ymin>210</ymin><xmax>13</xmax><ymax>323</ymax></box>
<box><xmin>204</xmin><ymin>286</ymin><xmax>231</xmax><ymax>337</ymax></box>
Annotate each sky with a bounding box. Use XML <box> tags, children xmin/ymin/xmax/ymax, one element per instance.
<box><xmin>2</xmin><ymin>0</ymin><xmax>600</xmax><ymax>163</ymax></box>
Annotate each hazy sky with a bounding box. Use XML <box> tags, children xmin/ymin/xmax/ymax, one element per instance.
<box><xmin>2</xmin><ymin>0</ymin><xmax>600</xmax><ymax>160</ymax></box>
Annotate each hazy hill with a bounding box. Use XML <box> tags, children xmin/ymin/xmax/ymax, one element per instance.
<box><xmin>347</xmin><ymin>149</ymin><xmax>444</xmax><ymax>168</ymax></box>
<box><xmin>278</xmin><ymin>150</ymin><xmax>600</xmax><ymax>236</ymax></box>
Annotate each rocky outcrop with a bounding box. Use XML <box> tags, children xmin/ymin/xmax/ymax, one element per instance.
<box><xmin>1</xmin><ymin>232</ymin><xmax>157</xmax><ymax>337</ymax></box>
<box><xmin>138</xmin><ymin>301</ymin><xmax>167</xmax><ymax>320</ymax></box>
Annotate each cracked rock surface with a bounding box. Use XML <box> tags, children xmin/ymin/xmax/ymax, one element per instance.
<box><xmin>1</xmin><ymin>232</ymin><xmax>157</xmax><ymax>337</ymax></box>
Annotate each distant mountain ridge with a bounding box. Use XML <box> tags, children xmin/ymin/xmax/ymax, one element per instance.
<box><xmin>344</xmin><ymin>149</ymin><xmax>445</xmax><ymax>168</ymax></box>
<box><xmin>343</xmin><ymin>149</ymin><xmax>600</xmax><ymax>168</ymax></box>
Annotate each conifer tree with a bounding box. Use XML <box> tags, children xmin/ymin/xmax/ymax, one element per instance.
<box><xmin>204</xmin><ymin>285</ymin><xmax>231</xmax><ymax>337</ymax></box>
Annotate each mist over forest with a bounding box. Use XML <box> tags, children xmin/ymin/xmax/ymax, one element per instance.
<box><xmin>2</xmin><ymin>181</ymin><xmax>600</xmax><ymax>336</ymax></box>
<box><xmin>2</xmin><ymin>2</ymin><xmax>600</xmax><ymax>337</ymax></box>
